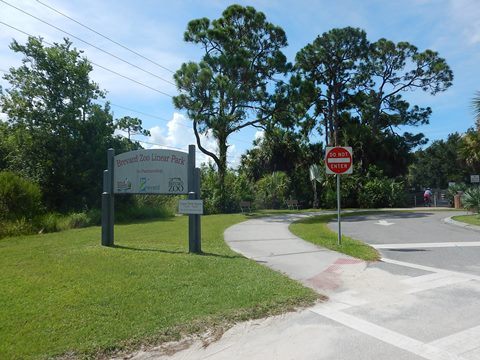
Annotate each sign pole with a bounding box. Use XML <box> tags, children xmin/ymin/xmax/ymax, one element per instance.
<box><xmin>101</xmin><ymin>170</ymin><xmax>110</xmax><ymax>246</ymax></box>
<box><xmin>188</xmin><ymin>191</ymin><xmax>196</xmax><ymax>252</ymax></box>
<box><xmin>107</xmin><ymin>148</ymin><xmax>115</xmax><ymax>246</ymax></box>
<box><xmin>337</xmin><ymin>174</ymin><xmax>342</xmax><ymax>246</ymax></box>
<box><xmin>101</xmin><ymin>149</ymin><xmax>115</xmax><ymax>247</ymax></box>
<box><xmin>325</xmin><ymin>146</ymin><xmax>352</xmax><ymax>246</ymax></box>
<box><xmin>187</xmin><ymin>145</ymin><xmax>201</xmax><ymax>254</ymax></box>
<box><xmin>194</xmin><ymin>167</ymin><xmax>201</xmax><ymax>253</ymax></box>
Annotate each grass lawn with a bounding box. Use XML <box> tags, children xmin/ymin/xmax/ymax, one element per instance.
<box><xmin>452</xmin><ymin>214</ymin><xmax>480</xmax><ymax>226</ymax></box>
<box><xmin>289</xmin><ymin>212</ymin><xmax>381</xmax><ymax>262</ymax></box>
<box><xmin>0</xmin><ymin>214</ymin><xmax>318</xmax><ymax>359</ymax></box>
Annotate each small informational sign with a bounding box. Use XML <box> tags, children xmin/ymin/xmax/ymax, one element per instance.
<box><xmin>471</xmin><ymin>175</ymin><xmax>480</xmax><ymax>183</ymax></box>
<box><xmin>113</xmin><ymin>149</ymin><xmax>188</xmax><ymax>194</ymax></box>
<box><xmin>448</xmin><ymin>182</ymin><xmax>456</xmax><ymax>187</ymax></box>
<box><xmin>179</xmin><ymin>200</ymin><xmax>204</xmax><ymax>214</ymax></box>
<box><xmin>325</xmin><ymin>147</ymin><xmax>353</xmax><ymax>175</ymax></box>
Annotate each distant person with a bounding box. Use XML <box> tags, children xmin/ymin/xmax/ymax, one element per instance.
<box><xmin>424</xmin><ymin>188</ymin><xmax>433</xmax><ymax>206</ymax></box>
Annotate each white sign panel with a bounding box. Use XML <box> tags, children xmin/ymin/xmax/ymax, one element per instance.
<box><xmin>471</xmin><ymin>175</ymin><xmax>480</xmax><ymax>183</ymax></box>
<box><xmin>113</xmin><ymin>149</ymin><xmax>188</xmax><ymax>194</ymax></box>
<box><xmin>178</xmin><ymin>200</ymin><xmax>203</xmax><ymax>214</ymax></box>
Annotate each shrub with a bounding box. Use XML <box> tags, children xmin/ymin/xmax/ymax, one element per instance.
<box><xmin>34</xmin><ymin>211</ymin><xmax>100</xmax><ymax>234</ymax></box>
<box><xmin>62</xmin><ymin>212</ymin><xmax>91</xmax><ymax>230</ymax></box>
<box><xmin>462</xmin><ymin>187</ymin><xmax>480</xmax><ymax>213</ymax></box>
<box><xmin>200</xmin><ymin>165</ymin><xmax>246</xmax><ymax>214</ymax></box>
<box><xmin>36</xmin><ymin>213</ymin><xmax>61</xmax><ymax>233</ymax></box>
<box><xmin>446</xmin><ymin>183</ymin><xmax>467</xmax><ymax>204</ymax></box>
<box><xmin>0</xmin><ymin>218</ymin><xmax>34</xmax><ymax>238</ymax></box>
<box><xmin>255</xmin><ymin>172</ymin><xmax>290</xmax><ymax>209</ymax></box>
<box><xmin>358</xmin><ymin>177</ymin><xmax>406</xmax><ymax>208</ymax></box>
<box><xmin>322</xmin><ymin>187</ymin><xmax>337</xmax><ymax>209</ymax></box>
<box><xmin>0</xmin><ymin>171</ymin><xmax>43</xmax><ymax>220</ymax></box>
<box><xmin>116</xmin><ymin>194</ymin><xmax>177</xmax><ymax>222</ymax></box>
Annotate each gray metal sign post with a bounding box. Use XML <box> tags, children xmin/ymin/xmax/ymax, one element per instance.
<box><xmin>194</xmin><ymin>167</ymin><xmax>201</xmax><ymax>252</ymax></box>
<box><xmin>101</xmin><ymin>148</ymin><xmax>115</xmax><ymax>246</ymax></box>
<box><xmin>187</xmin><ymin>145</ymin><xmax>202</xmax><ymax>253</ymax></box>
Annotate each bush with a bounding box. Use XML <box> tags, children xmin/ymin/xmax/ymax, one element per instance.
<box><xmin>200</xmin><ymin>165</ymin><xmax>248</xmax><ymax>214</ymax></box>
<box><xmin>255</xmin><ymin>172</ymin><xmax>290</xmax><ymax>209</ymax></box>
<box><xmin>0</xmin><ymin>171</ymin><xmax>43</xmax><ymax>220</ymax></box>
<box><xmin>462</xmin><ymin>187</ymin><xmax>480</xmax><ymax>213</ymax></box>
<box><xmin>35</xmin><ymin>212</ymin><xmax>95</xmax><ymax>233</ymax></box>
<box><xmin>0</xmin><ymin>218</ymin><xmax>34</xmax><ymax>238</ymax></box>
<box><xmin>36</xmin><ymin>213</ymin><xmax>62</xmax><ymax>233</ymax></box>
<box><xmin>358</xmin><ymin>177</ymin><xmax>406</xmax><ymax>208</ymax></box>
<box><xmin>116</xmin><ymin>194</ymin><xmax>177</xmax><ymax>222</ymax></box>
<box><xmin>446</xmin><ymin>183</ymin><xmax>467</xmax><ymax>204</ymax></box>
<box><xmin>62</xmin><ymin>212</ymin><xmax>91</xmax><ymax>230</ymax></box>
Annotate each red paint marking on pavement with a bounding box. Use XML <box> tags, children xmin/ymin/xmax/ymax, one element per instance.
<box><xmin>307</xmin><ymin>271</ymin><xmax>340</xmax><ymax>290</ymax></box>
<box><xmin>307</xmin><ymin>258</ymin><xmax>365</xmax><ymax>291</ymax></box>
<box><xmin>335</xmin><ymin>258</ymin><xmax>363</xmax><ymax>265</ymax></box>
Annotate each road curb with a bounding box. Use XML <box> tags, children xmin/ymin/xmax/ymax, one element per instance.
<box><xmin>443</xmin><ymin>216</ymin><xmax>480</xmax><ymax>232</ymax></box>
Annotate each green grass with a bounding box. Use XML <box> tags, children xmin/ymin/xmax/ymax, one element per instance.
<box><xmin>289</xmin><ymin>212</ymin><xmax>381</xmax><ymax>262</ymax></box>
<box><xmin>452</xmin><ymin>214</ymin><xmax>480</xmax><ymax>226</ymax></box>
<box><xmin>0</xmin><ymin>214</ymin><xmax>318</xmax><ymax>359</ymax></box>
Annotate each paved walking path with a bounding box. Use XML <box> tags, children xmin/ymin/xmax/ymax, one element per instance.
<box><xmin>224</xmin><ymin>213</ymin><xmax>367</xmax><ymax>295</ymax></box>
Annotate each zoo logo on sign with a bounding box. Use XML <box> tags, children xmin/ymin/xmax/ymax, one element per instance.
<box><xmin>168</xmin><ymin>177</ymin><xmax>184</xmax><ymax>193</ymax></box>
<box><xmin>117</xmin><ymin>178</ymin><xmax>132</xmax><ymax>192</ymax></box>
<box><xmin>139</xmin><ymin>177</ymin><xmax>147</xmax><ymax>192</ymax></box>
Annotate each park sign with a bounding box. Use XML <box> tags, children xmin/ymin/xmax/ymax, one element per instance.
<box><xmin>113</xmin><ymin>149</ymin><xmax>188</xmax><ymax>194</ymax></box>
<box><xmin>325</xmin><ymin>146</ymin><xmax>353</xmax><ymax>175</ymax></box>
<box><xmin>102</xmin><ymin>145</ymin><xmax>202</xmax><ymax>253</ymax></box>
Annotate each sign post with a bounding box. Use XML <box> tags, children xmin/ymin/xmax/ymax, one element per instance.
<box><xmin>325</xmin><ymin>146</ymin><xmax>353</xmax><ymax>245</ymax></box>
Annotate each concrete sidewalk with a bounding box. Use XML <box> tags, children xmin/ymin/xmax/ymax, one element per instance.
<box><xmin>224</xmin><ymin>213</ymin><xmax>367</xmax><ymax>295</ymax></box>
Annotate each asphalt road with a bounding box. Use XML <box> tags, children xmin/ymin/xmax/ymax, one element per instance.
<box><xmin>336</xmin><ymin>210</ymin><xmax>480</xmax><ymax>275</ymax></box>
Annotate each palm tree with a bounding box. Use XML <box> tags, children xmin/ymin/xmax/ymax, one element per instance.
<box><xmin>474</xmin><ymin>91</ymin><xmax>480</xmax><ymax>128</ymax></box>
<box><xmin>462</xmin><ymin>187</ymin><xmax>480</xmax><ymax>213</ymax></box>
<box><xmin>459</xmin><ymin>129</ymin><xmax>480</xmax><ymax>174</ymax></box>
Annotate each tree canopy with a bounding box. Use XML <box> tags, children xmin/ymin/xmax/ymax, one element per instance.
<box><xmin>0</xmin><ymin>37</ymin><xmax>133</xmax><ymax>210</ymax></box>
<box><xmin>173</xmin><ymin>4</ymin><xmax>289</xmax><ymax>210</ymax></box>
<box><xmin>291</xmin><ymin>27</ymin><xmax>453</xmax><ymax>177</ymax></box>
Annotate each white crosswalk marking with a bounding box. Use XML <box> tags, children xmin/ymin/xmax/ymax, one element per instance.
<box><xmin>310</xmin><ymin>306</ymin><xmax>467</xmax><ymax>360</ymax></box>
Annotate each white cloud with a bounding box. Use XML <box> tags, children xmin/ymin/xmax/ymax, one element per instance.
<box><xmin>449</xmin><ymin>0</ymin><xmax>480</xmax><ymax>45</ymax></box>
<box><xmin>145</xmin><ymin>112</ymin><xmax>241</xmax><ymax>168</ymax></box>
<box><xmin>254</xmin><ymin>130</ymin><xmax>265</xmax><ymax>143</ymax></box>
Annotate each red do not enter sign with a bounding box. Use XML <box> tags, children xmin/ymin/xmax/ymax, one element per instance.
<box><xmin>325</xmin><ymin>146</ymin><xmax>353</xmax><ymax>175</ymax></box>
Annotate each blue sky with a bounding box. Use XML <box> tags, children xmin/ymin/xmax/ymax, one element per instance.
<box><xmin>0</xmin><ymin>0</ymin><xmax>479</xmax><ymax>167</ymax></box>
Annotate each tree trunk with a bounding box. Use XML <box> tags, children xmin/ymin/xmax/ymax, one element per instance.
<box><xmin>312</xmin><ymin>180</ymin><xmax>318</xmax><ymax>208</ymax></box>
<box><xmin>333</xmin><ymin>84</ymin><xmax>340</xmax><ymax>146</ymax></box>
<box><xmin>217</xmin><ymin>134</ymin><xmax>229</xmax><ymax>212</ymax></box>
